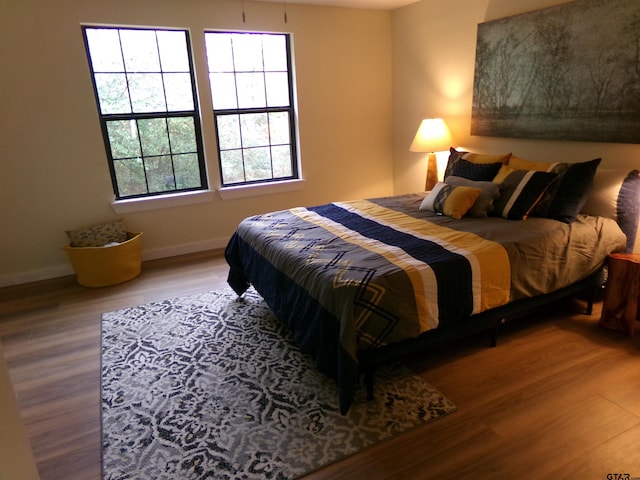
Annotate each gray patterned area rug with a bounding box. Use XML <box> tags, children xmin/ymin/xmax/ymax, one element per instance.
<box><xmin>101</xmin><ymin>288</ymin><xmax>457</xmax><ymax>480</ymax></box>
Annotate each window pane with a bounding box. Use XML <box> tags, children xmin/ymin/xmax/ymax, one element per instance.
<box><xmin>269</xmin><ymin>112</ymin><xmax>290</xmax><ymax>145</ymax></box>
<box><xmin>244</xmin><ymin>147</ymin><xmax>272</xmax><ymax>181</ymax></box>
<box><xmin>156</xmin><ymin>30</ymin><xmax>189</xmax><ymax>72</ymax></box>
<box><xmin>265</xmin><ymin>72</ymin><xmax>289</xmax><ymax>107</ymax></box>
<box><xmin>220</xmin><ymin>150</ymin><xmax>245</xmax><ymax>184</ymax></box>
<box><xmin>86</xmin><ymin>29</ymin><xmax>124</xmax><ymax>72</ymax></box>
<box><xmin>240</xmin><ymin>113</ymin><xmax>269</xmax><ymax>147</ymax></box>
<box><xmin>138</xmin><ymin>118</ymin><xmax>169</xmax><ymax>156</ymax></box>
<box><xmin>271</xmin><ymin>145</ymin><xmax>292</xmax><ymax>177</ymax></box>
<box><xmin>128</xmin><ymin>73</ymin><xmax>166</xmax><ymax>112</ymax></box>
<box><xmin>163</xmin><ymin>73</ymin><xmax>194</xmax><ymax>111</ymax></box>
<box><xmin>174</xmin><ymin>153</ymin><xmax>201</xmax><ymax>189</ymax></box>
<box><xmin>232</xmin><ymin>34</ymin><xmax>263</xmax><ymax>72</ymax></box>
<box><xmin>114</xmin><ymin>158</ymin><xmax>146</xmax><ymax>197</ymax></box>
<box><xmin>209</xmin><ymin>73</ymin><xmax>237</xmax><ymax>110</ymax></box>
<box><xmin>84</xmin><ymin>26</ymin><xmax>207</xmax><ymax>199</ymax></box>
<box><xmin>216</xmin><ymin>115</ymin><xmax>241</xmax><ymax>150</ymax></box>
<box><xmin>120</xmin><ymin>30</ymin><xmax>161</xmax><ymax>72</ymax></box>
<box><xmin>95</xmin><ymin>73</ymin><xmax>131</xmax><ymax>114</ymax></box>
<box><xmin>145</xmin><ymin>155</ymin><xmax>175</xmax><ymax>193</ymax></box>
<box><xmin>167</xmin><ymin>117</ymin><xmax>197</xmax><ymax>154</ymax></box>
<box><xmin>205</xmin><ymin>34</ymin><xmax>234</xmax><ymax>72</ymax></box>
<box><xmin>236</xmin><ymin>73</ymin><xmax>266</xmax><ymax>108</ymax></box>
<box><xmin>205</xmin><ymin>31</ymin><xmax>297</xmax><ymax>188</ymax></box>
<box><xmin>262</xmin><ymin>35</ymin><xmax>287</xmax><ymax>71</ymax></box>
<box><xmin>106</xmin><ymin>120</ymin><xmax>141</xmax><ymax>159</ymax></box>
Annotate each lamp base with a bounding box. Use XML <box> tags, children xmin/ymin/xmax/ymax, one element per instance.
<box><xmin>425</xmin><ymin>152</ymin><xmax>438</xmax><ymax>191</ymax></box>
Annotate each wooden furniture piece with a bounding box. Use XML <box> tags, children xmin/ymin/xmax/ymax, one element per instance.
<box><xmin>600</xmin><ymin>253</ymin><xmax>640</xmax><ymax>336</ymax></box>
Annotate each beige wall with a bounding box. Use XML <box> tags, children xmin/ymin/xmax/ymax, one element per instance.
<box><xmin>392</xmin><ymin>0</ymin><xmax>640</xmax><ymax>194</ymax></box>
<box><xmin>1</xmin><ymin>0</ymin><xmax>393</xmax><ymax>286</ymax></box>
<box><xmin>5</xmin><ymin>0</ymin><xmax>640</xmax><ymax>287</ymax></box>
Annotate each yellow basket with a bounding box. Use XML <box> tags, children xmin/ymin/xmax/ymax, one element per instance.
<box><xmin>63</xmin><ymin>232</ymin><xmax>143</xmax><ymax>287</ymax></box>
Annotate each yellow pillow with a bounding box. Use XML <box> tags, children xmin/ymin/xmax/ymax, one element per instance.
<box><xmin>419</xmin><ymin>183</ymin><xmax>481</xmax><ymax>220</ymax></box>
<box><xmin>462</xmin><ymin>152</ymin><xmax>511</xmax><ymax>164</ymax></box>
<box><xmin>493</xmin><ymin>165</ymin><xmax>516</xmax><ymax>183</ymax></box>
<box><xmin>442</xmin><ymin>186</ymin><xmax>482</xmax><ymax>219</ymax></box>
<box><xmin>508</xmin><ymin>156</ymin><xmax>554</xmax><ymax>171</ymax></box>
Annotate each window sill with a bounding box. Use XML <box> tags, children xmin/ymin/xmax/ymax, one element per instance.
<box><xmin>111</xmin><ymin>190</ymin><xmax>215</xmax><ymax>214</ymax></box>
<box><xmin>217</xmin><ymin>179</ymin><xmax>305</xmax><ymax>200</ymax></box>
<box><xmin>110</xmin><ymin>180</ymin><xmax>305</xmax><ymax>213</ymax></box>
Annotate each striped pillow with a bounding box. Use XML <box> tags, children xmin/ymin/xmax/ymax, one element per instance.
<box><xmin>493</xmin><ymin>171</ymin><xmax>558</xmax><ymax>220</ymax></box>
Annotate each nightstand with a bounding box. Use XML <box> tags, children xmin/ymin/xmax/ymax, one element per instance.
<box><xmin>600</xmin><ymin>253</ymin><xmax>640</xmax><ymax>336</ymax></box>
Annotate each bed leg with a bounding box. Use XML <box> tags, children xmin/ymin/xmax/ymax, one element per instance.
<box><xmin>586</xmin><ymin>290</ymin><xmax>595</xmax><ymax>315</ymax></box>
<box><xmin>489</xmin><ymin>328</ymin><xmax>498</xmax><ymax>348</ymax></box>
<box><xmin>490</xmin><ymin>318</ymin><xmax>508</xmax><ymax>347</ymax></box>
<box><xmin>363</xmin><ymin>371</ymin><xmax>374</xmax><ymax>401</ymax></box>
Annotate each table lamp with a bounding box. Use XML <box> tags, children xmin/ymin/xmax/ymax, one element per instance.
<box><xmin>409</xmin><ymin>118</ymin><xmax>452</xmax><ymax>191</ymax></box>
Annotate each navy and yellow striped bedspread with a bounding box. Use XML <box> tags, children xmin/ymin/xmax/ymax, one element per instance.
<box><xmin>225</xmin><ymin>195</ymin><xmax>513</xmax><ymax>412</ymax></box>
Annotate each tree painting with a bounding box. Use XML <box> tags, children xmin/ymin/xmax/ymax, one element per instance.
<box><xmin>471</xmin><ymin>0</ymin><xmax>640</xmax><ymax>144</ymax></box>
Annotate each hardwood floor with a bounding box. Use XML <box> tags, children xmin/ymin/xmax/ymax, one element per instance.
<box><xmin>1</xmin><ymin>252</ymin><xmax>639</xmax><ymax>480</ymax></box>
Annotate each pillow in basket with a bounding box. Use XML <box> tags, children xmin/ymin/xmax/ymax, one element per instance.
<box><xmin>66</xmin><ymin>219</ymin><xmax>128</xmax><ymax>247</ymax></box>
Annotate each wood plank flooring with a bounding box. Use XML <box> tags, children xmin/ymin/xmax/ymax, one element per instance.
<box><xmin>1</xmin><ymin>251</ymin><xmax>639</xmax><ymax>480</ymax></box>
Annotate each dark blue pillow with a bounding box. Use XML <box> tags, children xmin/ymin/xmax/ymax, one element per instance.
<box><xmin>546</xmin><ymin>158</ymin><xmax>601</xmax><ymax>223</ymax></box>
<box><xmin>443</xmin><ymin>147</ymin><xmax>466</xmax><ymax>179</ymax></box>
<box><xmin>451</xmin><ymin>158</ymin><xmax>502</xmax><ymax>182</ymax></box>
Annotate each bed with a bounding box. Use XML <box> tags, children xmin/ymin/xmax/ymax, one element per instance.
<box><xmin>225</xmin><ymin>149</ymin><xmax>640</xmax><ymax>413</ymax></box>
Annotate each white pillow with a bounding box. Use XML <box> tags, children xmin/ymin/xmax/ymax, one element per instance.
<box><xmin>419</xmin><ymin>183</ymin><xmax>447</xmax><ymax>212</ymax></box>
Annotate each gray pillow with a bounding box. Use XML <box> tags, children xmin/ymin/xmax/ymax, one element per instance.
<box><xmin>444</xmin><ymin>176</ymin><xmax>502</xmax><ymax>217</ymax></box>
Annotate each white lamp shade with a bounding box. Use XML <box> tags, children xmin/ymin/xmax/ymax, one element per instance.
<box><xmin>409</xmin><ymin>118</ymin><xmax>452</xmax><ymax>153</ymax></box>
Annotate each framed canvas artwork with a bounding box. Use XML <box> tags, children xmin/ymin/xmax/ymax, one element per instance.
<box><xmin>471</xmin><ymin>0</ymin><xmax>640</xmax><ymax>144</ymax></box>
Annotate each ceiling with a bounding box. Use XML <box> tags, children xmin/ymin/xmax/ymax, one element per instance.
<box><xmin>254</xmin><ymin>0</ymin><xmax>419</xmax><ymax>10</ymax></box>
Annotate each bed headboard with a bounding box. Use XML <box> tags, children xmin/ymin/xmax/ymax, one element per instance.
<box><xmin>581</xmin><ymin>169</ymin><xmax>640</xmax><ymax>253</ymax></box>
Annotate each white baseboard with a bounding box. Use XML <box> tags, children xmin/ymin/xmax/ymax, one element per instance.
<box><xmin>0</xmin><ymin>237</ymin><xmax>231</xmax><ymax>288</ymax></box>
<box><xmin>141</xmin><ymin>237</ymin><xmax>229</xmax><ymax>261</ymax></box>
<box><xmin>0</xmin><ymin>264</ymin><xmax>74</xmax><ymax>288</ymax></box>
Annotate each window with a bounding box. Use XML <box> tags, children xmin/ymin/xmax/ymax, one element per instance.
<box><xmin>82</xmin><ymin>26</ymin><xmax>207</xmax><ymax>200</ymax></box>
<box><xmin>205</xmin><ymin>32</ymin><xmax>298</xmax><ymax>187</ymax></box>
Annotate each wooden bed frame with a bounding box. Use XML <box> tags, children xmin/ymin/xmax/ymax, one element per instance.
<box><xmin>358</xmin><ymin>269</ymin><xmax>604</xmax><ymax>399</ymax></box>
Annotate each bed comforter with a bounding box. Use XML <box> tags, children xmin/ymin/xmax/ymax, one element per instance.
<box><xmin>225</xmin><ymin>193</ymin><xmax>626</xmax><ymax>412</ymax></box>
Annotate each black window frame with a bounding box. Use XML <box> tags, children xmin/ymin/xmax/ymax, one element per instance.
<box><xmin>205</xmin><ymin>31</ymin><xmax>299</xmax><ymax>187</ymax></box>
<box><xmin>82</xmin><ymin>25</ymin><xmax>208</xmax><ymax>200</ymax></box>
